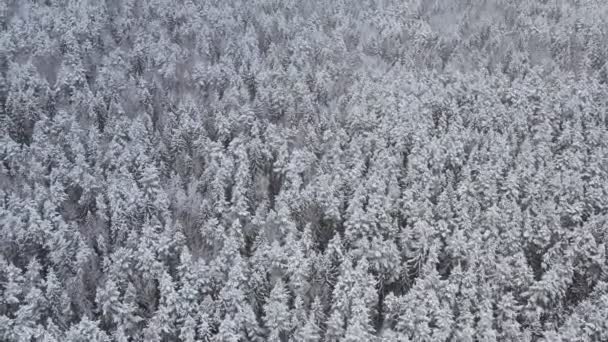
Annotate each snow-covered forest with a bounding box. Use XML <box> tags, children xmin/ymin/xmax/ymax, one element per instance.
<box><xmin>2</xmin><ymin>0</ymin><xmax>608</xmax><ymax>341</ymax></box>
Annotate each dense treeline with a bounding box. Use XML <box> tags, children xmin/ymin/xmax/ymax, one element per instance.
<box><xmin>1</xmin><ymin>0</ymin><xmax>608</xmax><ymax>341</ymax></box>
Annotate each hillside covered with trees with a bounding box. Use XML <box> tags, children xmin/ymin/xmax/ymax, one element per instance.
<box><xmin>2</xmin><ymin>0</ymin><xmax>608</xmax><ymax>341</ymax></box>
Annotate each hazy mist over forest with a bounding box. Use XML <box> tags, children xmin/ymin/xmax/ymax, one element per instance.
<box><xmin>2</xmin><ymin>0</ymin><xmax>608</xmax><ymax>341</ymax></box>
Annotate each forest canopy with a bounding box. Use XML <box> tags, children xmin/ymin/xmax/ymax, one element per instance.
<box><xmin>1</xmin><ymin>0</ymin><xmax>608</xmax><ymax>341</ymax></box>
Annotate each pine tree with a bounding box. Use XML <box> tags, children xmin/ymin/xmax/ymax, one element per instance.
<box><xmin>263</xmin><ymin>279</ymin><xmax>292</xmax><ymax>341</ymax></box>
